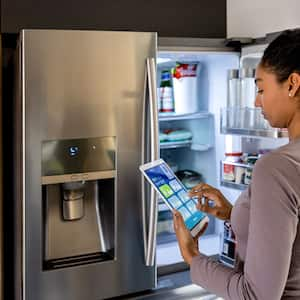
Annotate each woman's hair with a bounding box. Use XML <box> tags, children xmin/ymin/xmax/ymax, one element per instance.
<box><xmin>260</xmin><ymin>28</ymin><xmax>300</xmax><ymax>82</ymax></box>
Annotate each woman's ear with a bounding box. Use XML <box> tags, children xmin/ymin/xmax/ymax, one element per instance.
<box><xmin>288</xmin><ymin>73</ymin><xmax>300</xmax><ymax>97</ymax></box>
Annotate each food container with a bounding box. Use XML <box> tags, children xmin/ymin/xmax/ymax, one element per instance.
<box><xmin>223</xmin><ymin>152</ymin><xmax>243</xmax><ymax>182</ymax></box>
<box><xmin>172</xmin><ymin>63</ymin><xmax>199</xmax><ymax>114</ymax></box>
<box><xmin>175</xmin><ymin>170</ymin><xmax>202</xmax><ymax>190</ymax></box>
<box><xmin>244</xmin><ymin>155</ymin><xmax>259</xmax><ymax>185</ymax></box>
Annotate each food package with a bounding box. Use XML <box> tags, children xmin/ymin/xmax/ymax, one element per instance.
<box><xmin>172</xmin><ymin>63</ymin><xmax>200</xmax><ymax>114</ymax></box>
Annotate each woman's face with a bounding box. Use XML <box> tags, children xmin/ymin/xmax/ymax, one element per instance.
<box><xmin>255</xmin><ymin>65</ymin><xmax>295</xmax><ymax>128</ymax></box>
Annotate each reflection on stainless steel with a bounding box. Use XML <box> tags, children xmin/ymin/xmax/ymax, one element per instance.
<box><xmin>13</xmin><ymin>30</ymin><xmax>157</xmax><ymax>300</ymax></box>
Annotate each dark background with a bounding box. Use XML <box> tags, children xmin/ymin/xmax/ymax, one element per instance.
<box><xmin>1</xmin><ymin>0</ymin><xmax>226</xmax><ymax>37</ymax></box>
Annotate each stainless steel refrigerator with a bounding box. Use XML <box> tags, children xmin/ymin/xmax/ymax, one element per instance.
<box><xmin>13</xmin><ymin>29</ymin><xmax>159</xmax><ymax>300</ymax></box>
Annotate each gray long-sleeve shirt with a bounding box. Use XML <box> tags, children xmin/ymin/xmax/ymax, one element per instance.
<box><xmin>190</xmin><ymin>138</ymin><xmax>300</xmax><ymax>299</ymax></box>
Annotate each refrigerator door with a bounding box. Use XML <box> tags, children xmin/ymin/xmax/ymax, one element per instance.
<box><xmin>15</xmin><ymin>30</ymin><xmax>157</xmax><ymax>300</ymax></box>
<box><xmin>0</xmin><ymin>34</ymin><xmax>3</xmax><ymax>300</ymax></box>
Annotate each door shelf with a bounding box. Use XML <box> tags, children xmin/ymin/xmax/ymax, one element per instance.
<box><xmin>221</xmin><ymin>127</ymin><xmax>288</xmax><ymax>139</ymax></box>
<box><xmin>159</xmin><ymin>111</ymin><xmax>212</xmax><ymax>121</ymax></box>
<box><xmin>220</xmin><ymin>180</ymin><xmax>248</xmax><ymax>191</ymax></box>
<box><xmin>220</xmin><ymin>107</ymin><xmax>289</xmax><ymax>138</ymax></box>
<box><xmin>221</xmin><ymin>160</ymin><xmax>254</xmax><ymax>169</ymax></box>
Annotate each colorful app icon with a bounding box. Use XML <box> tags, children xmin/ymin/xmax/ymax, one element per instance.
<box><xmin>178</xmin><ymin>190</ymin><xmax>190</xmax><ymax>203</ymax></box>
<box><xmin>178</xmin><ymin>206</ymin><xmax>191</xmax><ymax>220</ymax></box>
<box><xmin>186</xmin><ymin>200</ymin><xmax>197</xmax><ymax>213</ymax></box>
<box><xmin>168</xmin><ymin>195</ymin><xmax>183</xmax><ymax>209</ymax></box>
<box><xmin>169</xmin><ymin>179</ymin><xmax>182</xmax><ymax>192</ymax></box>
<box><xmin>159</xmin><ymin>184</ymin><xmax>174</xmax><ymax>198</ymax></box>
<box><xmin>159</xmin><ymin>164</ymin><xmax>174</xmax><ymax>180</ymax></box>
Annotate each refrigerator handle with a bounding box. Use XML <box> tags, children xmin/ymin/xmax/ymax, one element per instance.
<box><xmin>141</xmin><ymin>58</ymin><xmax>159</xmax><ymax>267</ymax></box>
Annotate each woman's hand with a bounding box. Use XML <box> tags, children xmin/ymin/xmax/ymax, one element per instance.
<box><xmin>173</xmin><ymin>210</ymin><xmax>208</xmax><ymax>265</ymax></box>
<box><xmin>189</xmin><ymin>183</ymin><xmax>232</xmax><ymax>221</ymax></box>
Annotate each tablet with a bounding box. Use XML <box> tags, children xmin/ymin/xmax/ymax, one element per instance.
<box><xmin>140</xmin><ymin>159</ymin><xmax>209</xmax><ymax>237</ymax></box>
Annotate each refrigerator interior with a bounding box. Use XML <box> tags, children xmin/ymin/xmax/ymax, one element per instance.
<box><xmin>156</xmin><ymin>50</ymin><xmax>241</xmax><ymax>267</ymax></box>
<box><xmin>155</xmin><ymin>45</ymin><xmax>289</xmax><ymax>267</ymax></box>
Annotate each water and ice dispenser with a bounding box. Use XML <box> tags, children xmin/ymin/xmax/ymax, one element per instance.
<box><xmin>41</xmin><ymin>137</ymin><xmax>116</xmax><ymax>269</ymax></box>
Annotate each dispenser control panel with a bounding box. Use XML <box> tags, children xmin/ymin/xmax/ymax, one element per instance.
<box><xmin>42</xmin><ymin>137</ymin><xmax>116</xmax><ymax>176</ymax></box>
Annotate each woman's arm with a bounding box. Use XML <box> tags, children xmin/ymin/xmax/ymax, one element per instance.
<box><xmin>190</xmin><ymin>153</ymin><xmax>299</xmax><ymax>299</ymax></box>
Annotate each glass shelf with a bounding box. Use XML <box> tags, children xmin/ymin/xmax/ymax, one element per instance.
<box><xmin>220</xmin><ymin>107</ymin><xmax>289</xmax><ymax>139</ymax></box>
<box><xmin>160</xmin><ymin>140</ymin><xmax>192</xmax><ymax>149</ymax></box>
<box><xmin>159</xmin><ymin>111</ymin><xmax>212</xmax><ymax>121</ymax></box>
<box><xmin>160</xmin><ymin>141</ymin><xmax>213</xmax><ymax>151</ymax></box>
<box><xmin>220</xmin><ymin>180</ymin><xmax>248</xmax><ymax>190</ymax></box>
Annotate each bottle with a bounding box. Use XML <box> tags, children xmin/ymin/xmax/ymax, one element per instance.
<box><xmin>240</xmin><ymin>68</ymin><xmax>256</xmax><ymax>128</ymax></box>
<box><xmin>227</xmin><ymin>69</ymin><xmax>240</xmax><ymax>108</ymax></box>
<box><xmin>227</xmin><ymin>69</ymin><xmax>240</xmax><ymax>128</ymax></box>
<box><xmin>160</xmin><ymin>70</ymin><xmax>174</xmax><ymax>112</ymax></box>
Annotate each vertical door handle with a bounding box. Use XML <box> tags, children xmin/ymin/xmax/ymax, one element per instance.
<box><xmin>141</xmin><ymin>58</ymin><xmax>159</xmax><ymax>267</ymax></box>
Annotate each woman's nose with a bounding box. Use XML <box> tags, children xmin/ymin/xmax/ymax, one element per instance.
<box><xmin>254</xmin><ymin>94</ymin><xmax>261</xmax><ymax>107</ymax></box>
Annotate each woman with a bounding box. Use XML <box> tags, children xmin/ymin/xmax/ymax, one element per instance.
<box><xmin>173</xmin><ymin>29</ymin><xmax>300</xmax><ymax>300</ymax></box>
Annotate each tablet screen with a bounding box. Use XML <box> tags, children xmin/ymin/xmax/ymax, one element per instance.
<box><xmin>143</xmin><ymin>161</ymin><xmax>206</xmax><ymax>230</ymax></box>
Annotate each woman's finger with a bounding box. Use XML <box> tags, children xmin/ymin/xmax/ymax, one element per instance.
<box><xmin>173</xmin><ymin>210</ymin><xmax>185</xmax><ymax>231</ymax></box>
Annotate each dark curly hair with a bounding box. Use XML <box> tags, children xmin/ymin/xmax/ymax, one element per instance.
<box><xmin>260</xmin><ymin>28</ymin><xmax>300</xmax><ymax>83</ymax></box>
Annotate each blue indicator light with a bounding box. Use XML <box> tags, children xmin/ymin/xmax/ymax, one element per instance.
<box><xmin>69</xmin><ymin>146</ymin><xmax>79</xmax><ymax>157</ymax></box>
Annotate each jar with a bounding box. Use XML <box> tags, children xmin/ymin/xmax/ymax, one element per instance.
<box><xmin>219</xmin><ymin>221</ymin><xmax>236</xmax><ymax>267</ymax></box>
<box><xmin>223</xmin><ymin>152</ymin><xmax>243</xmax><ymax>182</ymax></box>
<box><xmin>244</xmin><ymin>155</ymin><xmax>259</xmax><ymax>185</ymax></box>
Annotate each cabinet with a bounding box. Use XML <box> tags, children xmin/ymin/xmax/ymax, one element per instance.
<box><xmin>1</xmin><ymin>0</ymin><xmax>226</xmax><ymax>36</ymax></box>
<box><xmin>227</xmin><ymin>0</ymin><xmax>300</xmax><ymax>38</ymax></box>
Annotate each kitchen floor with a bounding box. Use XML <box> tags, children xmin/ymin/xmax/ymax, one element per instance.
<box><xmin>112</xmin><ymin>265</ymin><xmax>223</xmax><ymax>300</ymax></box>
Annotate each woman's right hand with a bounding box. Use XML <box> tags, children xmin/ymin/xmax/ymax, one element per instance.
<box><xmin>189</xmin><ymin>183</ymin><xmax>233</xmax><ymax>221</ymax></box>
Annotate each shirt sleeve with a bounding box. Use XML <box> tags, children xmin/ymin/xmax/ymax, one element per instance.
<box><xmin>190</xmin><ymin>153</ymin><xmax>299</xmax><ymax>300</ymax></box>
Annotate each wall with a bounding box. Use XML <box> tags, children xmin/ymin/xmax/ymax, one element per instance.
<box><xmin>1</xmin><ymin>0</ymin><xmax>226</xmax><ymax>37</ymax></box>
<box><xmin>227</xmin><ymin>0</ymin><xmax>300</xmax><ymax>38</ymax></box>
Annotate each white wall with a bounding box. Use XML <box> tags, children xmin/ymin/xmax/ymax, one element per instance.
<box><xmin>227</xmin><ymin>0</ymin><xmax>300</xmax><ymax>38</ymax></box>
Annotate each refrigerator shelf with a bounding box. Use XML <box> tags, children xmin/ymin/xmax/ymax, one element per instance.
<box><xmin>160</xmin><ymin>141</ymin><xmax>213</xmax><ymax>151</ymax></box>
<box><xmin>160</xmin><ymin>140</ymin><xmax>192</xmax><ymax>149</ymax></box>
<box><xmin>220</xmin><ymin>180</ymin><xmax>248</xmax><ymax>191</ymax></box>
<box><xmin>158</xmin><ymin>111</ymin><xmax>212</xmax><ymax>121</ymax></box>
<box><xmin>220</xmin><ymin>127</ymin><xmax>288</xmax><ymax>139</ymax></box>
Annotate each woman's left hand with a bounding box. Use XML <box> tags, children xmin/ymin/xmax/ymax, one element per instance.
<box><xmin>173</xmin><ymin>210</ymin><xmax>208</xmax><ymax>265</ymax></box>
